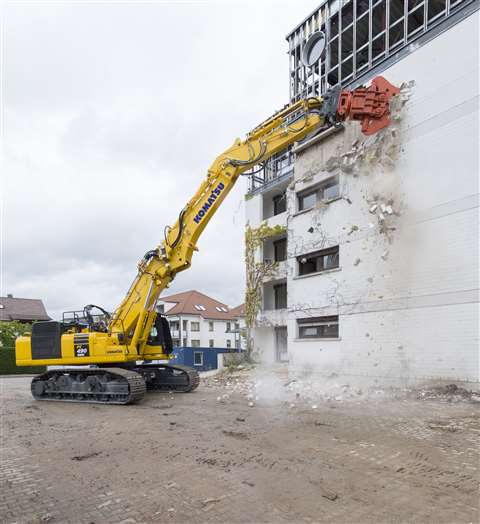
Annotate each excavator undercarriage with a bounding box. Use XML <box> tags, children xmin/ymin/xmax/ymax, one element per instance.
<box><xmin>31</xmin><ymin>364</ymin><xmax>199</xmax><ymax>404</ymax></box>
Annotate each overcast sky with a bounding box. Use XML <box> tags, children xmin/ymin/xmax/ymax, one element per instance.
<box><xmin>1</xmin><ymin>0</ymin><xmax>319</xmax><ymax>319</ymax></box>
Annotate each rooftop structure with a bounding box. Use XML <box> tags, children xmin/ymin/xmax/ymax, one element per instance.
<box><xmin>0</xmin><ymin>295</ymin><xmax>51</xmax><ymax>323</ymax></box>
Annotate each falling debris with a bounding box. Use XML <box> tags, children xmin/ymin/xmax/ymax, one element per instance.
<box><xmin>71</xmin><ymin>451</ymin><xmax>101</xmax><ymax>461</ymax></box>
<box><xmin>367</xmin><ymin>196</ymin><xmax>400</xmax><ymax>241</ymax></box>
<box><xmin>202</xmin><ymin>497</ymin><xmax>222</xmax><ymax>507</ymax></box>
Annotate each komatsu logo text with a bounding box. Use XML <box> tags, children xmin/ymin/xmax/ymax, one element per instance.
<box><xmin>193</xmin><ymin>182</ymin><xmax>225</xmax><ymax>224</ymax></box>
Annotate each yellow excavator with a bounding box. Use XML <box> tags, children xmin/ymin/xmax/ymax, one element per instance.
<box><xmin>15</xmin><ymin>76</ymin><xmax>400</xmax><ymax>404</ymax></box>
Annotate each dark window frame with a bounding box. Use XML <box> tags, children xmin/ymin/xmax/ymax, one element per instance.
<box><xmin>273</xmin><ymin>193</ymin><xmax>287</xmax><ymax>216</ymax></box>
<box><xmin>297</xmin><ymin>177</ymin><xmax>340</xmax><ymax>212</ymax></box>
<box><xmin>193</xmin><ymin>351</ymin><xmax>203</xmax><ymax>365</ymax></box>
<box><xmin>273</xmin><ymin>238</ymin><xmax>287</xmax><ymax>262</ymax></box>
<box><xmin>297</xmin><ymin>315</ymin><xmax>339</xmax><ymax>339</ymax></box>
<box><xmin>297</xmin><ymin>246</ymin><xmax>340</xmax><ymax>276</ymax></box>
<box><xmin>169</xmin><ymin>320</ymin><xmax>180</xmax><ymax>332</ymax></box>
<box><xmin>274</xmin><ymin>283</ymin><xmax>287</xmax><ymax>310</ymax></box>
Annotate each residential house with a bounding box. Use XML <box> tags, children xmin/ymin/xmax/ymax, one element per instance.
<box><xmin>157</xmin><ymin>290</ymin><xmax>245</xmax><ymax>350</ymax></box>
<box><xmin>0</xmin><ymin>295</ymin><xmax>50</xmax><ymax>323</ymax></box>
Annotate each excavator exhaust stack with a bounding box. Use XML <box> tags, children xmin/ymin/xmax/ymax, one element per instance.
<box><xmin>336</xmin><ymin>76</ymin><xmax>401</xmax><ymax>135</ymax></box>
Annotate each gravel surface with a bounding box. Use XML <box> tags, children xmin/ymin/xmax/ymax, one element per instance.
<box><xmin>1</xmin><ymin>371</ymin><xmax>479</xmax><ymax>523</ymax></box>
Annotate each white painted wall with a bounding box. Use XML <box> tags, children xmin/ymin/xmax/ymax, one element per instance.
<box><xmin>287</xmin><ymin>11</ymin><xmax>479</xmax><ymax>383</ymax></box>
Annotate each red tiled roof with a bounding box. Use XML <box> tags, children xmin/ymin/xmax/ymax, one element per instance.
<box><xmin>160</xmin><ymin>290</ymin><xmax>240</xmax><ymax>320</ymax></box>
<box><xmin>0</xmin><ymin>296</ymin><xmax>50</xmax><ymax>322</ymax></box>
<box><xmin>229</xmin><ymin>304</ymin><xmax>245</xmax><ymax>318</ymax></box>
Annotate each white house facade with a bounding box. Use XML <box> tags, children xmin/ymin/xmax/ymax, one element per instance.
<box><xmin>157</xmin><ymin>290</ymin><xmax>245</xmax><ymax>350</ymax></box>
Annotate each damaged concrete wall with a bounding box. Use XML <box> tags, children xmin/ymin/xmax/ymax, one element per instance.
<box><xmin>286</xmin><ymin>11</ymin><xmax>479</xmax><ymax>384</ymax></box>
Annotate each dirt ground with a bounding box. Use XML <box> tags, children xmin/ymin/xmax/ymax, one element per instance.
<box><xmin>1</xmin><ymin>370</ymin><xmax>479</xmax><ymax>524</ymax></box>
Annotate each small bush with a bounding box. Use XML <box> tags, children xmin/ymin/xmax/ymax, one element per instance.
<box><xmin>0</xmin><ymin>321</ymin><xmax>46</xmax><ymax>375</ymax></box>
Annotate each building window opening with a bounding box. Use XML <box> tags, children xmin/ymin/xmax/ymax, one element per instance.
<box><xmin>226</xmin><ymin>322</ymin><xmax>231</xmax><ymax>333</ymax></box>
<box><xmin>191</xmin><ymin>322</ymin><xmax>200</xmax><ymax>332</ymax></box>
<box><xmin>274</xmin><ymin>238</ymin><xmax>287</xmax><ymax>262</ymax></box>
<box><xmin>408</xmin><ymin>5</ymin><xmax>425</xmax><ymax>38</ymax></box>
<box><xmin>194</xmin><ymin>351</ymin><xmax>203</xmax><ymax>365</ymax></box>
<box><xmin>209</xmin><ymin>339</ymin><xmax>214</xmax><ymax>348</ymax></box>
<box><xmin>191</xmin><ymin>339</ymin><xmax>201</xmax><ymax>347</ymax></box>
<box><xmin>297</xmin><ymin>177</ymin><xmax>340</xmax><ymax>211</ymax></box>
<box><xmin>428</xmin><ymin>0</ymin><xmax>447</xmax><ymax>22</ymax></box>
<box><xmin>209</xmin><ymin>321</ymin><xmax>214</xmax><ymax>332</ymax></box>
<box><xmin>169</xmin><ymin>320</ymin><xmax>179</xmax><ymax>332</ymax></box>
<box><xmin>226</xmin><ymin>340</ymin><xmax>232</xmax><ymax>348</ymax></box>
<box><xmin>298</xmin><ymin>190</ymin><xmax>317</xmax><ymax>211</ymax></box>
<box><xmin>274</xmin><ymin>283</ymin><xmax>287</xmax><ymax>310</ymax></box>
<box><xmin>298</xmin><ymin>246</ymin><xmax>339</xmax><ymax>276</ymax></box>
<box><xmin>357</xmin><ymin>0</ymin><xmax>370</xmax><ymax>17</ymax></box>
<box><xmin>273</xmin><ymin>193</ymin><xmax>287</xmax><ymax>216</ymax></box>
<box><xmin>298</xmin><ymin>316</ymin><xmax>339</xmax><ymax>339</ymax></box>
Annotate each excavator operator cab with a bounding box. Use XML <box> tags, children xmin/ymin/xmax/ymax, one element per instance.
<box><xmin>62</xmin><ymin>305</ymin><xmax>110</xmax><ymax>333</ymax></box>
<box><xmin>147</xmin><ymin>314</ymin><xmax>173</xmax><ymax>355</ymax></box>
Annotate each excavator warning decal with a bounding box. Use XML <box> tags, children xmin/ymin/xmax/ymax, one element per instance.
<box><xmin>74</xmin><ymin>334</ymin><xmax>90</xmax><ymax>357</ymax></box>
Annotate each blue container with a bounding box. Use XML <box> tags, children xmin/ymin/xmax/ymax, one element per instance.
<box><xmin>170</xmin><ymin>346</ymin><xmax>240</xmax><ymax>372</ymax></box>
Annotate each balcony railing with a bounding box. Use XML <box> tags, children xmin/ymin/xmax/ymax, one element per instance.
<box><xmin>247</xmin><ymin>147</ymin><xmax>295</xmax><ymax>194</ymax></box>
<box><xmin>262</xmin><ymin>260</ymin><xmax>288</xmax><ymax>282</ymax></box>
<box><xmin>257</xmin><ymin>308</ymin><xmax>288</xmax><ymax>327</ymax></box>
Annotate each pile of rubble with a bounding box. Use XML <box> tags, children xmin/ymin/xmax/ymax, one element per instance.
<box><xmin>203</xmin><ymin>367</ymin><xmax>399</xmax><ymax>408</ymax></box>
<box><xmin>202</xmin><ymin>367</ymin><xmax>480</xmax><ymax>408</ymax></box>
<box><xmin>410</xmin><ymin>383</ymin><xmax>480</xmax><ymax>403</ymax></box>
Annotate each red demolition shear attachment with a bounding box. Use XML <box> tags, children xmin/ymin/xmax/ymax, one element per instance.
<box><xmin>337</xmin><ymin>76</ymin><xmax>401</xmax><ymax>135</ymax></box>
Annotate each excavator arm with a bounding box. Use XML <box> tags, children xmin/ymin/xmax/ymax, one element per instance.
<box><xmin>108</xmin><ymin>76</ymin><xmax>401</xmax><ymax>356</ymax></box>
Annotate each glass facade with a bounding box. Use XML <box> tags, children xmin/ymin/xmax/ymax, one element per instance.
<box><xmin>287</xmin><ymin>0</ymin><xmax>472</xmax><ymax>101</ymax></box>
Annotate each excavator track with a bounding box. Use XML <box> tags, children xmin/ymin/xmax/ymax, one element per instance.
<box><xmin>30</xmin><ymin>364</ymin><xmax>199</xmax><ymax>404</ymax></box>
<box><xmin>30</xmin><ymin>367</ymin><xmax>146</xmax><ymax>405</ymax></box>
<box><xmin>130</xmin><ymin>363</ymin><xmax>200</xmax><ymax>393</ymax></box>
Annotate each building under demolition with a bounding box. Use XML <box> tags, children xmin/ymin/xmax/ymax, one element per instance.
<box><xmin>245</xmin><ymin>0</ymin><xmax>479</xmax><ymax>384</ymax></box>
